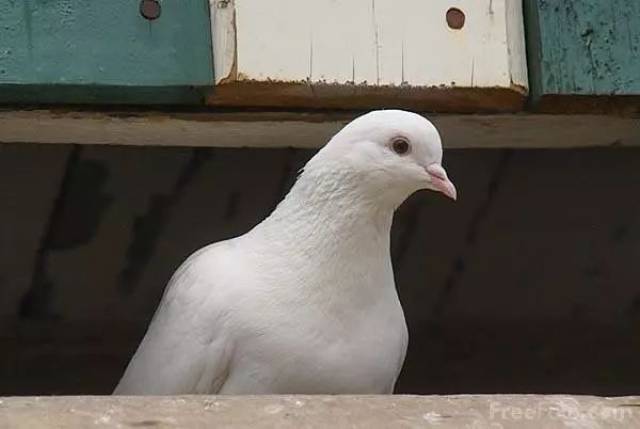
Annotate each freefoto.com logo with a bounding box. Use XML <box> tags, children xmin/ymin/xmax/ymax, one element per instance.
<box><xmin>478</xmin><ymin>398</ymin><xmax>635</xmax><ymax>428</ymax></box>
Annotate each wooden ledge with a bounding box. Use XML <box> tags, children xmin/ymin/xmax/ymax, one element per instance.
<box><xmin>1</xmin><ymin>395</ymin><xmax>639</xmax><ymax>428</ymax></box>
<box><xmin>208</xmin><ymin>82</ymin><xmax>527</xmax><ymax>114</ymax></box>
<box><xmin>0</xmin><ymin>110</ymin><xmax>638</xmax><ymax>149</ymax></box>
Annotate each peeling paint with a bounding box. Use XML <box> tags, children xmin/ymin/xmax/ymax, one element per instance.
<box><xmin>214</xmin><ymin>0</ymin><xmax>238</xmax><ymax>85</ymax></box>
<box><xmin>210</xmin><ymin>80</ymin><xmax>526</xmax><ymax>113</ymax></box>
<box><xmin>527</xmin><ymin>0</ymin><xmax>640</xmax><ymax>100</ymax></box>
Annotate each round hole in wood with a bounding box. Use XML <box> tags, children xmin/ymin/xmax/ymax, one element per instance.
<box><xmin>446</xmin><ymin>7</ymin><xmax>465</xmax><ymax>30</ymax></box>
<box><xmin>140</xmin><ymin>0</ymin><xmax>161</xmax><ymax>20</ymax></box>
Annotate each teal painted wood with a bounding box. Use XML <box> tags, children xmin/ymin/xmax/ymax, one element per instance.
<box><xmin>0</xmin><ymin>0</ymin><xmax>213</xmax><ymax>104</ymax></box>
<box><xmin>525</xmin><ymin>0</ymin><xmax>640</xmax><ymax>98</ymax></box>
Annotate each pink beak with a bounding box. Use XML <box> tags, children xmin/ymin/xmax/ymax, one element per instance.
<box><xmin>426</xmin><ymin>164</ymin><xmax>457</xmax><ymax>201</ymax></box>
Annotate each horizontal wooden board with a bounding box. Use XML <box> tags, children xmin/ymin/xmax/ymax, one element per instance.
<box><xmin>0</xmin><ymin>0</ymin><xmax>214</xmax><ymax>104</ymax></box>
<box><xmin>209</xmin><ymin>0</ymin><xmax>528</xmax><ymax>112</ymax></box>
<box><xmin>0</xmin><ymin>110</ymin><xmax>637</xmax><ymax>149</ymax></box>
<box><xmin>524</xmin><ymin>0</ymin><xmax>640</xmax><ymax>113</ymax></box>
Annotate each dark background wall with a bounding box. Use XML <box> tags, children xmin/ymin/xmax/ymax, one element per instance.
<box><xmin>1</xmin><ymin>143</ymin><xmax>639</xmax><ymax>396</ymax></box>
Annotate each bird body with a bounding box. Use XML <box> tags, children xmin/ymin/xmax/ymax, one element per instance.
<box><xmin>114</xmin><ymin>110</ymin><xmax>456</xmax><ymax>395</ymax></box>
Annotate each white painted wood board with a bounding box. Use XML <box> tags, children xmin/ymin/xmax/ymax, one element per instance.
<box><xmin>211</xmin><ymin>0</ymin><xmax>528</xmax><ymax>90</ymax></box>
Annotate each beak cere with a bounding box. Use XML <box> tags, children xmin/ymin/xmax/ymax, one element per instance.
<box><xmin>426</xmin><ymin>163</ymin><xmax>457</xmax><ymax>201</ymax></box>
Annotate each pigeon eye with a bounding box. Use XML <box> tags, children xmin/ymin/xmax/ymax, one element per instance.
<box><xmin>392</xmin><ymin>138</ymin><xmax>410</xmax><ymax>155</ymax></box>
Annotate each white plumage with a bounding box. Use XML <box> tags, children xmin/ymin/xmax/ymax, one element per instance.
<box><xmin>114</xmin><ymin>110</ymin><xmax>456</xmax><ymax>395</ymax></box>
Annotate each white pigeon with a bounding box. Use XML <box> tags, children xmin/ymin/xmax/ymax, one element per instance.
<box><xmin>114</xmin><ymin>110</ymin><xmax>457</xmax><ymax>395</ymax></box>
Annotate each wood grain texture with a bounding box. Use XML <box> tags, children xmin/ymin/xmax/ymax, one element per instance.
<box><xmin>525</xmin><ymin>0</ymin><xmax>640</xmax><ymax>113</ymax></box>
<box><xmin>0</xmin><ymin>110</ymin><xmax>638</xmax><ymax>149</ymax></box>
<box><xmin>1</xmin><ymin>395</ymin><xmax>639</xmax><ymax>428</ymax></box>
<box><xmin>208</xmin><ymin>0</ymin><xmax>528</xmax><ymax>112</ymax></box>
<box><xmin>0</xmin><ymin>0</ymin><xmax>213</xmax><ymax>104</ymax></box>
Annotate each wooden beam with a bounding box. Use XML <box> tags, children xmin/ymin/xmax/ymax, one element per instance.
<box><xmin>208</xmin><ymin>83</ymin><xmax>526</xmax><ymax>114</ymax></box>
<box><xmin>0</xmin><ymin>110</ymin><xmax>637</xmax><ymax>149</ymax></box>
<box><xmin>524</xmin><ymin>0</ymin><xmax>640</xmax><ymax>114</ymax></box>
<box><xmin>0</xmin><ymin>0</ymin><xmax>213</xmax><ymax>104</ymax></box>
<box><xmin>209</xmin><ymin>0</ymin><xmax>528</xmax><ymax>112</ymax></box>
<box><xmin>1</xmin><ymin>395</ymin><xmax>639</xmax><ymax>428</ymax></box>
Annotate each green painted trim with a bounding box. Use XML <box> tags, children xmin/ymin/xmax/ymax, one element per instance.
<box><xmin>524</xmin><ymin>0</ymin><xmax>640</xmax><ymax>98</ymax></box>
<box><xmin>0</xmin><ymin>0</ymin><xmax>214</xmax><ymax>105</ymax></box>
<box><xmin>522</xmin><ymin>0</ymin><xmax>543</xmax><ymax>104</ymax></box>
<box><xmin>0</xmin><ymin>85</ymin><xmax>212</xmax><ymax>105</ymax></box>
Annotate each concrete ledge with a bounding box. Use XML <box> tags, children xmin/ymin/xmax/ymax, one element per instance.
<box><xmin>1</xmin><ymin>395</ymin><xmax>639</xmax><ymax>428</ymax></box>
<box><xmin>0</xmin><ymin>110</ymin><xmax>638</xmax><ymax>149</ymax></box>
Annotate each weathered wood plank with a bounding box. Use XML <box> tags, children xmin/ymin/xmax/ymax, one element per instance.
<box><xmin>524</xmin><ymin>0</ymin><xmax>640</xmax><ymax>113</ymax></box>
<box><xmin>1</xmin><ymin>395</ymin><xmax>638</xmax><ymax>428</ymax></box>
<box><xmin>0</xmin><ymin>110</ymin><xmax>637</xmax><ymax>149</ymax></box>
<box><xmin>0</xmin><ymin>0</ymin><xmax>213</xmax><ymax>104</ymax></box>
<box><xmin>209</xmin><ymin>0</ymin><xmax>528</xmax><ymax>112</ymax></box>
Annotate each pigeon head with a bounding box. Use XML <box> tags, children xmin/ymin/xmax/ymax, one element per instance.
<box><xmin>306</xmin><ymin>110</ymin><xmax>456</xmax><ymax>206</ymax></box>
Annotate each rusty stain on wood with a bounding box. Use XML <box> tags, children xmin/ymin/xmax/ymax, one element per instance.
<box><xmin>208</xmin><ymin>81</ymin><xmax>526</xmax><ymax>113</ymax></box>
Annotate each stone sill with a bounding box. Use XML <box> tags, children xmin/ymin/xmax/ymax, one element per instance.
<box><xmin>1</xmin><ymin>395</ymin><xmax>639</xmax><ymax>428</ymax></box>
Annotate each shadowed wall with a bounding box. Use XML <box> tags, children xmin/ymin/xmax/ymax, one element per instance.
<box><xmin>1</xmin><ymin>144</ymin><xmax>639</xmax><ymax>395</ymax></box>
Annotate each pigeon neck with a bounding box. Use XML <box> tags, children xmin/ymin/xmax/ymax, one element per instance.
<box><xmin>256</xmin><ymin>166</ymin><xmax>396</xmax><ymax>251</ymax></box>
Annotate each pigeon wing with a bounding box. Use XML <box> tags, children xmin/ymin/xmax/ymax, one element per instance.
<box><xmin>113</xmin><ymin>244</ymin><xmax>234</xmax><ymax>395</ymax></box>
